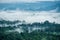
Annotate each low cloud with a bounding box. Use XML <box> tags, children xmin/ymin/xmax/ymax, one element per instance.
<box><xmin>0</xmin><ymin>10</ymin><xmax>60</xmax><ymax>23</ymax></box>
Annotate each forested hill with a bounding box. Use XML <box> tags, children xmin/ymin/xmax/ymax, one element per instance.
<box><xmin>0</xmin><ymin>19</ymin><xmax>60</xmax><ymax>27</ymax></box>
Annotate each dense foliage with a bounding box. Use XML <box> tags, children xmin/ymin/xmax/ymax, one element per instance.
<box><xmin>0</xmin><ymin>20</ymin><xmax>60</xmax><ymax>40</ymax></box>
<box><xmin>0</xmin><ymin>27</ymin><xmax>60</xmax><ymax>40</ymax></box>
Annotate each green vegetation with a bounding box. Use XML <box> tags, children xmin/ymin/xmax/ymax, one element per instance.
<box><xmin>0</xmin><ymin>29</ymin><xmax>60</xmax><ymax>40</ymax></box>
<box><xmin>0</xmin><ymin>20</ymin><xmax>60</xmax><ymax>40</ymax></box>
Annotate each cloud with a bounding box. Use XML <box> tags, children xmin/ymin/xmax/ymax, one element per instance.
<box><xmin>0</xmin><ymin>0</ymin><xmax>56</xmax><ymax>3</ymax></box>
<box><xmin>0</xmin><ymin>10</ymin><xmax>60</xmax><ymax>23</ymax></box>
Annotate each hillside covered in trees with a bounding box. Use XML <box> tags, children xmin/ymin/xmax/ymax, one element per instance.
<box><xmin>0</xmin><ymin>19</ymin><xmax>60</xmax><ymax>40</ymax></box>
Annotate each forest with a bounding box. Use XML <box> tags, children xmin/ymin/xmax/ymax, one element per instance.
<box><xmin>0</xmin><ymin>20</ymin><xmax>60</xmax><ymax>40</ymax></box>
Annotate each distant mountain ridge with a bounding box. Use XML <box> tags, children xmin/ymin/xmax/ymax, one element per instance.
<box><xmin>0</xmin><ymin>1</ymin><xmax>59</xmax><ymax>12</ymax></box>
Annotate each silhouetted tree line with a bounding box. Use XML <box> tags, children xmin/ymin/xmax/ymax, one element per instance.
<box><xmin>0</xmin><ymin>19</ymin><xmax>20</xmax><ymax>25</ymax></box>
<box><xmin>0</xmin><ymin>20</ymin><xmax>60</xmax><ymax>30</ymax></box>
<box><xmin>0</xmin><ymin>20</ymin><xmax>60</xmax><ymax>27</ymax></box>
<box><xmin>0</xmin><ymin>20</ymin><xmax>60</xmax><ymax>32</ymax></box>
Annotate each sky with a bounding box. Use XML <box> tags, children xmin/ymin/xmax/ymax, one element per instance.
<box><xmin>0</xmin><ymin>0</ymin><xmax>56</xmax><ymax>3</ymax></box>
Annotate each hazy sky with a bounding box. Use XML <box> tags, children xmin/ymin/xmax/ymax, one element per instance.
<box><xmin>0</xmin><ymin>0</ymin><xmax>56</xmax><ymax>3</ymax></box>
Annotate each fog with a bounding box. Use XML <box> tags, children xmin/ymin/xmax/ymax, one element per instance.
<box><xmin>0</xmin><ymin>9</ymin><xmax>60</xmax><ymax>23</ymax></box>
